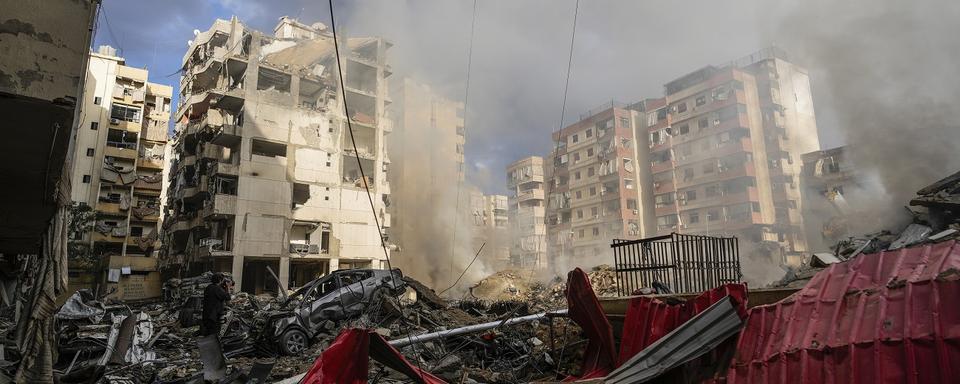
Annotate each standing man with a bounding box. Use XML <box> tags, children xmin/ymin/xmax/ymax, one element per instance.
<box><xmin>200</xmin><ymin>273</ymin><xmax>231</xmax><ymax>337</ymax></box>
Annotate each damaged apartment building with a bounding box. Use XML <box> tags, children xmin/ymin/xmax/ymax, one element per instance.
<box><xmin>68</xmin><ymin>45</ymin><xmax>173</xmax><ymax>300</ymax></box>
<box><xmin>645</xmin><ymin>47</ymin><xmax>820</xmax><ymax>265</ymax></box>
<box><xmin>546</xmin><ymin>101</ymin><xmax>655</xmax><ymax>261</ymax></box>
<box><xmin>163</xmin><ymin>16</ymin><xmax>393</xmax><ymax>294</ymax></box>
<box><xmin>506</xmin><ymin>156</ymin><xmax>548</xmax><ymax>269</ymax></box>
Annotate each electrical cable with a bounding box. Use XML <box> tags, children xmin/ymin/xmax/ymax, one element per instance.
<box><xmin>327</xmin><ymin>2</ymin><xmax>428</xmax><ymax>381</ymax></box>
<box><xmin>447</xmin><ymin>0</ymin><xmax>480</xmax><ymax>291</ymax></box>
<box><xmin>438</xmin><ymin>242</ymin><xmax>485</xmax><ymax>296</ymax></box>
<box><xmin>99</xmin><ymin>5</ymin><xmax>123</xmax><ymax>55</ymax></box>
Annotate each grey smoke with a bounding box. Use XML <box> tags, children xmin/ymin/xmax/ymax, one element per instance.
<box><xmin>771</xmin><ymin>0</ymin><xmax>960</xmax><ymax>228</ymax></box>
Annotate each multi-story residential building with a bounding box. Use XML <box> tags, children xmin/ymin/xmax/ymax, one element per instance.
<box><xmin>163</xmin><ymin>16</ymin><xmax>393</xmax><ymax>293</ymax></box>
<box><xmin>388</xmin><ymin>78</ymin><xmax>465</xmax><ymax>279</ymax></box>
<box><xmin>545</xmin><ymin>102</ymin><xmax>656</xmax><ymax>262</ymax></box>
<box><xmin>506</xmin><ymin>156</ymin><xmax>547</xmax><ymax>268</ymax></box>
<box><xmin>646</xmin><ymin>47</ymin><xmax>819</xmax><ymax>265</ymax></box>
<box><xmin>470</xmin><ymin>191</ymin><xmax>510</xmax><ymax>269</ymax></box>
<box><xmin>68</xmin><ymin>45</ymin><xmax>172</xmax><ymax>300</ymax></box>
<box><xmin>801</xmin><ymin>146</ymin><xmax>860</xmax><ymax>250</ymax></box>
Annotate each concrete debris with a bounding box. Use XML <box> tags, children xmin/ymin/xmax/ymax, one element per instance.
<box><xmin>779</xmin><ymin>169</ymin><xmax>960</xmax><ymax>288</ymax></box>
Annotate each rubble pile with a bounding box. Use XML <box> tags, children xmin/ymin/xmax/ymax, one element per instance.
<box><xmin>778</xmin><ymin>171</ymin><xmax>960</xmax><ymax>288</ymax></box>
<box><xmin>468</xmin><ymin>265</ymin><xmax>620</xmax><ymax>307</ymax></box>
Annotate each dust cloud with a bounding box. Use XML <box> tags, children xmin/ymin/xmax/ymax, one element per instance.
<box><xmin>772</xmin><ymin>0</ymin><xmax>960</xmax><ymax>230</ymax></box>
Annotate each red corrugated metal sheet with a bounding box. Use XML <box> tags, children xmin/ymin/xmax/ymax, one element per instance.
<box><xmin>618</xmin><ymin>284</ymin><xmax>748</xmax><ymax>365</ymax></box>
<box><xmin>729</xmin><ymin>240</ymin><xmax>960</xmax><ymax>383</ymax></box>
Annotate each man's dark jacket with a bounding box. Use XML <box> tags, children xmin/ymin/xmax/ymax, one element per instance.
<box><xmin>202</xmin><ymin>283</ymin><xmax>231</xmax><ymax>321</ymax></box>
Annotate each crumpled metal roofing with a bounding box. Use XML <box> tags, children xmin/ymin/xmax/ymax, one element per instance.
<box><xmin>728</xmin><ymin>240</ymin><xmax>960</xmax><ymax>383</ymax></box>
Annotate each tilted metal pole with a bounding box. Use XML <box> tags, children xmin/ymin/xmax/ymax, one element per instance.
<box><xmin>389</xmin><ymin>309</ymin><xmax>568</xmax><ymax>348</ymax></box>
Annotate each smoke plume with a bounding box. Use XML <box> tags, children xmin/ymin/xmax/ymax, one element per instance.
<box><xmin>772</xmin><ymin>0</ymin><xmax>960</xmax><ymax>229</ymax></box>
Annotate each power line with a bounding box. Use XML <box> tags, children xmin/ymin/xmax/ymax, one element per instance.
<box><xmin>99</xmin><ymin>5</ymin><xmax>123</xmax><ymax>55</ymax></box>
<box><xmin>447</xmin><ymin>0</ymin><xmax>480</xmax><ymax>291</ymax></box>
<box><xmin>439</xmin><ymin>242</ymin><xmax>485</xmax><ymax>296</ymax></box>
<box><xmin>326</xmin><ymin>0</ymin><xmax>394</xmax><ymax>276</ymax></box>
<box><xmin>548</xmin><ymin>0</ymin><xmax>580</xmax><ymax>276</ymax></box>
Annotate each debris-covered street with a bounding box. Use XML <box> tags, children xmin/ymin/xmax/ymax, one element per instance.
<box><xmin>3</xmin><ymin>0</ymin><xmax>960</xmax><ymax>383</ymax></box>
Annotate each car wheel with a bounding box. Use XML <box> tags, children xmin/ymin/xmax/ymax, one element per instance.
<box><xmin>280</xmin><ymin>329</ymin><xmax>309</xmax><ymax>355</ymax></box>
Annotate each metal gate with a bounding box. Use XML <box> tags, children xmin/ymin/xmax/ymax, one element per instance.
<box><xmin>611</xmin><ymin>233</ymin><xmax>742</xmax><ymax>295</ymax></box>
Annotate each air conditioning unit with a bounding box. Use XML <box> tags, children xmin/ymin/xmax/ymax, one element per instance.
<box><xmin>111</xmin><ymin>118</ymin><xmax>120</xmax><ymax>125</ymax></box>
<box><xmin>633</xmin><ymin>209</ymin><xmax>639</xmax><ymax>215</ymax></box>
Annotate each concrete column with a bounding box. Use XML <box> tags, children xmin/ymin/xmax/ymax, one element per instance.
<box><xmin>328</xmin><ymin>257</ymin><xmax>339</xmax><ymax>272</ymax></box>
<box><xmin>278</xmin><ymin>255</ymin><xmax>290</xmax><ymax>292</ymax></box>
<box><xmin>232</xmin><ymin>255</ymin><xmax>244</xmax><ymax>290</ymax></box>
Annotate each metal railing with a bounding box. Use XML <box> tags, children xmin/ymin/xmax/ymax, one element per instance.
<box><xmin>611</xmin><ymin>232</ymin><xmax>742</xmax><ymax>295</ymax></box>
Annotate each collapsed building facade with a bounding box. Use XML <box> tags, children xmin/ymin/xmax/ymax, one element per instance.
<box><xmin>162</xmin><ymin>16</ymin><xmax>393</xmax><ymax>294</ymax></box>
<box><xmin>0</xmin><ymin>0</ymin><xmax>99</xmax><ymax>381</ymax></box>
<box><xmin>646</xmin><ymin>47</ymin><xmax>820</xmax><ymax>266</ymax></box>
<box><xmin>800</xmin><ymin>146</ymin><xmax>861</xmax><ymax>250</ymax></box>
<box><xmin>68</xmin><ymin>45</ymin><xmax>173</xmax><ymax>301</ymax></box>
<box><xmin>506</xmin><ymin>156</ymin><xmax>548</xmax><ymax>269</ymax></box>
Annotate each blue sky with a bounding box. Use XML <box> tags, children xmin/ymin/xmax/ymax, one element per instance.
<box><xmin>92</xmin><ymin>1</ymin><xmax>959</xmax><ymax>196</ymax></box>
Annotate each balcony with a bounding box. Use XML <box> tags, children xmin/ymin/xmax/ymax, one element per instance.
<box><xmin>679</xmin><ymin>187</ymin><xmax>759</xmax><ymax>212</ymax></box>
<box><xmin>133</xmin><ymin>177</ymin><xmax>163</xmax><ymax>192</ymax></box>
<box><xmin>655</xmin><ymin>203</ymin><xmax>678</xmax><ymax>217</ymax></box>
<box><xmin>138</xmin><ymin>156</ymin><xmax>164</xmax><ymax>170</ymax></box>
<box><xmin>201</xmin><ymin>194</ymin><xmax>237</xmax><ymax>219</ymax></box>
<box><xmin>108</xmin><ymin>255</ymin><xmax>158</xmax><ymax>272</ymax></box>
<box><xmin>516</xmin><ymin>189</ymin><xmax>545</xmax><ymax>203</ymax></box>
<box><xmin>289</xmin><ymin>243</ymin><xmax>323</xmax><ymax>255</ymax></box>
<box><xmin>651</xmin><ymin>160</ymin><xmax>673</xmax><ymax>174</ymax></box>
<box><xmin>214</xmin><ymin>162</ymin><xmax>239</xmax><ymax>176</ymax></box>
<box><xmin>105</xmin><ymin>145</ymin><xmax>138</xmax><ymax>160</ymax></box>
<box><xmin>109</xmin><ymin>118</ymin><xmax>142</xmax><ymax>132</ymax></box>
<box><xmin>92</xmin><ymin>232</ymin><xmax>125</xmax><ymax>244</ymax></box>
<box><xmin>96</xmin><ymin>201</ymin><xmax>123</xmax><ymax>215</ymax></box>
<box><xmin>676</xmin><ymin>163</ymin><xmax>756</xmax><ymax>189</ymax></box>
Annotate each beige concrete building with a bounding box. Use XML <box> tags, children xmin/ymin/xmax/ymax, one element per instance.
<box><xmin>0</xmin><ymin>1</ymin><xmax>99</xmax><ymax>381</ymax></box>
<box><xmin>68</xmin><ymin>46</ymin><xmax>173</xmax><ymax>300</ymax></box>
<box><xmin>470</xmin><ymin>190</ymin><xmax>511</xmax><ymax>269</ymax></box>
<box><xmin>545</xmin><ymin>102</ymin><xmax>655</xmax><ymax>263</ymax></box>
<box><xmin>647</xmin><ymin>47</ymin><xmax>820</xmax><ymax>266</ymax></box>
<box><xmin>163</xmin><ymin>17</ymin><xmax>394</xmax><ymax>293</ymax></box>
<box><xmin>506</xmin><ymin>156</ymin><xmax>547</xmax><ymax>269</ymax></box>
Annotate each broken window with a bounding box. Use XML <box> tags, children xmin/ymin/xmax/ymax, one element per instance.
<box><xmin>590</xmin><ymin>186</ymin><xmax>597</xmax><ymax>196</ymax></box>
<box><xmin>91</xmin><ymin>122</ymin><xmax>99</xmax><ymax>130</ymax></box>
<box><xmin>622</xmin><ymin>158</ymin><xmax>634</xmax><ymax>172</ymax></box>
<box><xmin>577</xmin><ymin>210</ymin><xmax>583</xmax><ymax>219</ymax></box>
<box><xmin>293</xmin><ymin>183</ymin><xmax>310</xmax><ymax>208</ymax></box>
<box><xmin>657</xmin><ymin>214</ymin><xmax>679</xmax><ymax>230</ymax></box>
<box><xmin>685</xmin><ymin>190</ymin><xmax>697</xmax><ymax>201</ymax></box>
<box><xmin>683</xmin><ymin>168</ymin><xmax>694</xmax><ymax>181</ymax></box>
<box><xmin>586</xmin><ymin>128</ymin><xmax>593</xmax><ymax>138</ymax></box>
<box><xmin>257</xmin><ymin>67</ymin><xmax>291</xmax><ymax>92</ymax></box>
<box><xmin>575</xmin><ymin>171</ymin><xmax>581</xmax><ymax>180</ymax></box>
<box><xmin>696</xmin><ymin>95</ymin><xmax>706</xmax><ymax>106</ymax></box>
<box><xmin>94</xmin><ymin>96</ymin><xmax>102</xmax><ymax>105</ymax></box>
<box><xmin>698</xmin><ymin>118</ymin><xmax>709</xmax><ymax>130</ymax></box>
<box><xmin>592</xmin><ymin>227</ymin><xmax>600</xmax><ymax>236</ymax></box>
<box><xmin>86</xmin><ymin>148</ymin><xmax>94</xmax><ymax>157</ymax></box>
<box><xmin>217</xmin><ymin>176</ymin><xmax>238</xmax><ymax>195</ymax></box>
<box><xmin>571</xmin><ymin>134</ymin><xmax>579</xmax><ymax>144</ymax></box>
<box><xmin>626</xmin><ymin>199</ymin><xmax>638</xmax><ymax>210</ymax></box>
<box><xmin>675</xmin><ymin>102</ymin><xmax>687</xmax><ymax>114</ymax></box>
<box><xmin>111</xmin><ymin>104</ymin><xmax>142</xmax><ymax>123</ymax></box>
<box><xmin>655</xmin><ymin>192</ymin><xmax>675</xmax><ymax>208</ymax></box>
<box><xmin>619</xmin><ymin>116</ymin><xmax>630</xmax><ymax>128</ymax></box>
<box><xmin>587</xmin><ymin>148</ymin><xmax>594</xmax><ymax>157</ymax></box>
<box><xmin>576</xmin><ymin>191</ymin><xmax>582</xmax><ymax>199</ymax></box>
<box><xmin>587</xmin><ymin>167</ymin><xmax>595</xmax><ymax>177</ymax></box>
<box><xmin>251</xmin><ymin>138</ymin><xmax>287</xmax><ymax>158</ymax></box>
<box><xmin>624</xmin><ymin>179</ymin><xmax>635</xmax><ymax>190</ymax></box>
<box><xmin>688</xmin><ymin>212</ymin><xmax>700</xmax><ymax>224</ymax></box>
<box><xmin>82</xmin><ymin>175</ymin><xmax>91</xmax><ymax>183</ymax></box>
<box><xmin>591</xmin><ymin>207</ymin><xmax>599</xmax><ymax>217</ymax></box>
<box><xmin>656</xmin><ymin>107</ymin><xmax>667</xmax><ymax>121</ymax></box>
<box><xmin>676</xmin><ymin>124</ymin><xmax>690</xmax><ymax>135</ymax></box>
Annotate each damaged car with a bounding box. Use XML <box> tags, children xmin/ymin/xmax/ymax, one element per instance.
<box><xmin>260</xmin><ymin>268</ymin><xmax>407</xmax><ymax>355</ymax></box>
